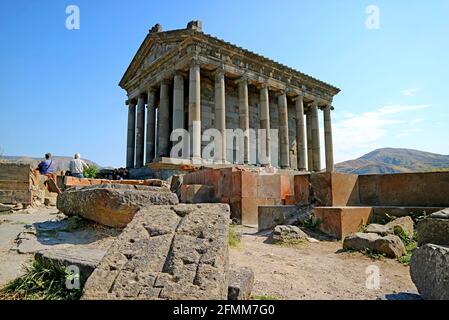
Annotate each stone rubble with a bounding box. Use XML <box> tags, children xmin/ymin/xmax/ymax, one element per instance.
<box><xmin>343</xmin><ymin>232</ymin><xmax>406</xmax><ymax>258</ymax></box>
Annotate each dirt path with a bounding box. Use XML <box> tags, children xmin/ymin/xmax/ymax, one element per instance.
<box><xmin>229</xmin><ymin>226</ymin><xmax>418</xmax><ymax>300</ymax></box>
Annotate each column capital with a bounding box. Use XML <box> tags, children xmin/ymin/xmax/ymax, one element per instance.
<box><xmin>147</xmin><ymin>87</ymin><xmax>157</xmax><ymax>95</ymax></box>
<box><xmin>126</xmin><ymin>99</ymin><xmax>137</xmax><ymax>106</ymax></box>
<box><xmin>291</xmin><ymin>92</ymin><xmax>305</xmax><ymax>102</ymax></box>
<box><xmin>235</xmin><ymin>75</ymin><xmax>249</xmax><ymax>85</ymax></box>
<box><xmin>213</xmin><ymin>67</ymin><xmax>226</xmax><ymax>79</ymax></box>
<box><xmin>174</xmin><ymin>70</ymin><xmax>184</xmax><ymax>78</ymax></box>
<box><xmin>189</xmin><ymin>56</ymin><xmax>201</xmax><ymax>68</ymax></box>
<box><xmin>160</xmin><ymin>78</ymin><xmax>171</xmax><ymax>86</ymax></box>
<box><xmin>276</xmin><ymin>90</ymin><xmax>287</xmax><ymax>98</ymax></box>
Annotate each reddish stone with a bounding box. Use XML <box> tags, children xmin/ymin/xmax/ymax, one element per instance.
<box><xmin>314</xmin><ymin>206</ymin><xmax>373</xmax><ymax>239</ymax></box>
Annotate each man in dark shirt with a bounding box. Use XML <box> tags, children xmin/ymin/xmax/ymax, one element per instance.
<box><xmin>37</xmin><ymin>153</ymin><xmax>55</xmax><ymax>175</ymax></box>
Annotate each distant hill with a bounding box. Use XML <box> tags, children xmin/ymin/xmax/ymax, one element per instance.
<box><xmin>335</xmin><ymin>148</ymin><xmax>449</xmax><ymax>175</ymax></box>
<box><xmin>0</xmin><ymin>155</ymin><xmax>100</xmax><ymax>172</ymax></box>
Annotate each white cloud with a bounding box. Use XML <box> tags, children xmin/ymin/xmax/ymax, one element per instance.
<box><xmin>333</xmin><ymin>104</ymin><xmax>430</xmax><ymax>162</ymax></box>
<box><xmin>401</xmin><ymin>88</ymin><xmax>418</xmax><ymax>97</ymax></box>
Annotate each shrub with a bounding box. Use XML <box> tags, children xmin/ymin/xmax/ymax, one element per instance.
<box><xmin>83</xmin><ymin>165</ymin><xmax>99</xmax><ymax>179</ymax></box>
<box><xmin>228</xmin><ymin>224</ymin><xmax>241</xmax><ymax>248</ymax></box>
<box><xmin>0</xmin><ymin>260</ymin><xmax>83</xmax><ymax>300</ymax></box>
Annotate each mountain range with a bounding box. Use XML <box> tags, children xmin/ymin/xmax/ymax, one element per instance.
<box><xmin>2</xmin><ymin>148</ymin><xmax>449</xmax><ymax>175</ymax></box>
<box><xmin>335</xmin><ymin>148</ymin><xmax>449</xmax><ymax>175</ymax></box>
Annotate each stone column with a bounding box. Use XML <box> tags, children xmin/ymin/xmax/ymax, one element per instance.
<box><xmin>173</xmin><ymin>72</ymin><xmax>184</xmax><ymax>131</ymax></box>
<box><xmin>158</xmin><ymin>79</ymin><xmax>170</xmax><ymax>158</ymax></box>
<box><xmin>126</xmin><ymin>100</ymin><xmax>136</xmax><ymax>168</ymax></box>
<box><xmin>135</xmin><ymin>95</ymin><xmax>146</xmax><ymax>168</ymax></box>
<box><xmin>260</xmin><ymin>85</ymin><xmax>271</xmax><ymax>166</ymax></box>
<box><xmin>324</xmin><ymin>105</ymin><xmax>334</xmax><ymax>172</ymax></box>
<box><xmin>306</xmin><ymin>109</ymin><xmax>313</xmax><ymax>171</ymax></box>
<box><xmin>145</xmin><ymin>89</ymin><xmax>156</xmax><ymax>164</ymax></box>
<box><xmin>189</xmin><ymin>62</ymin><xmax>201</xmax><ymax>161</ymax></box>
<box><xmin>238</xmin><ymin>78</ymin><xmax>250</xmax><ymax>164</ymax></box>
<box><xmin>311</xmin><ymin>102</ymin><xmax>321</xmax><ymax>172</ymax></box>
<box><xmin>295</xmin><ymin>94</ymin><xmax>307</xmax><ymax>171</ymax></box>
<box><xmin>214</xmin><ymin>69</ymin><xmax>226</xmax><ymax>163</ymax></box>
<box><xmin>277</xmin><ymin>92</ymin><xmax>289</xmax><ymax>168</ymax></box>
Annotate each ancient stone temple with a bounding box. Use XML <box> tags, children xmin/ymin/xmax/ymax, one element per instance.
<box><xmin>120</xmin><ymin>20</ymin><xmax>340</xmax><ymax>172</ymax></box>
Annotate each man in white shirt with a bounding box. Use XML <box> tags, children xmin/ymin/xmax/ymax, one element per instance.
<box><xmin>69</xmin><ymin>153</ymin><xmax>89</xmax><ymax>178</ymax></box>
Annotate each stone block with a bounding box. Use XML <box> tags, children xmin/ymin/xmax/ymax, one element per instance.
<box><xmin>228</xmin><ymin>266</ymin><xmax>254</xmax><ymax>300</ymax></box>
<box><xmin>258</xmin><ymin>205</ymin><xmax>298</xmax><ymax>231</ymax></box>
<box><xmin>241</xmin><ymin>197</ymin><xmax>280</xmax><ymax>226</ymax></box>
<box><xmin>180</xmin><ymin>184</ymin><xmax>215</xmax><ymax>204</ymax></box>
<box><xmin>57</xmin><ymin>184</ymin><xmax>179</xmax><ymax>228</ymax></box>
<box><xmin>314</xmin><ymin>206</ymin><xmax>373</xmax><ymax>239</ymax></box>
<box><xmin>417</xmin><ymin>209</ymin><xmax>449</xmax><ymax>246</ymax></box>
<box><xmin>410</xmin><ymin>244</ymin><xmax>449</xmax><ymax>300</ymax></box>
<box><xmin>35</xmin><ymin>247</ymin><xmax>106</xmax><ymax>280</ymax></box>
<box><xmin>293</xmin><ymin>174</ymin><xmax>310</xmax><ymax>205</ymax></box>
<box><xmin>82</xmin><ymin>204</ymin><xmax>230</xmax><ymax>300</ymax></box>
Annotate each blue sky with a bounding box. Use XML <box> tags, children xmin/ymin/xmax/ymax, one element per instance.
<box><xmin>1</xmin><ymin>0</ymin><xmax>448</xmax><ymax>167</ymax></box>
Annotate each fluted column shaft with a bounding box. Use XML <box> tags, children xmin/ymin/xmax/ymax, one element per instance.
<box><xmin>324</xmin><ymin>106</ymin><xmax>334</xmax><ymax>172</ymax></box>
<box><xmin>173</xmin><ymin>73</ymin><xmax>184</xmax><ymax>131</ymax></box>
<box><xmin>295</xmin><ymin>95</ymin><xmax>307</xmax><ymax>171</ymax></box>
<box><xmin>260</xmin><ymin>86</ymin><xmax>271</xmax><ymax>166</ymax></box>
<box><xmin>146</xmin><ymin>89</ymin><xmax>156</xmax><ymax>164</ymax></box>
<box><xmin>278</xmin><ymin>92</ymin><xmax>289</xmax><ymax>168</ymax></box>
<box><xmin>126</xmin><ymin>100</ymin><xmax>136</xmax><ymax>168</ymax></box>
<box><xmin>135</xmin><ymin>96</ymin><xmax>146</xmax><ymax>168</ymax></box>
<box><xmin>158</xmin><ymin>80</ymin><xmax>170</xmax><ymax>158</ymax></box>
<box><xmin>311</xmin><ymin>103</ymin><xmax>321</xmax><ymax>171</ymax></box>
<box><xmin>214</xmin><ymin>70</ymin><xmax>226</xmax><ymax>163</ymax></box>
<box><xmin>189</xmin><ymin>63</ymin><xmax>201</xmax><ymax>160</ymax></box>
<box><xmin>306</xmin><ymin>109</ymin><xmax>313</xmax><ymax>171</ymax></box>
<box><xmin>238</xmin><ymin>78</ymin><xmax>250</xmax><ymax>164</ymax></box>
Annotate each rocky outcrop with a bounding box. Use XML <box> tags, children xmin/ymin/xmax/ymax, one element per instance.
<box><xmin>228</xmin><ymin>266</ymin><xmax>254</xmax><ymax>300</ymax></box>
<box><xmin>343</xmin><ymin>232</ymin><xmax>406</xmax><ymax>258</ymax></box>
<box><xmin>57</xmin><ymin>184</ymin><xmax>179</xmax><ymax>228</ymax></box>
<box><xmin>82</xmin><ymin>204</ymin><xmax>230</xmax><ymax>300</ymax></box>
<box><xmin>410</xmin><ymin>244</ymin><xmax>449</xmax><ymax>300</ymax></box>
<box><xmin>270</xmin><ymin>225</ymin><xmax>308</xmax><ymax>244</ymax></box>
<box><xmin>417</xmin><ymin>209</ymin><xmax>449</xmax><ymax>246</ymax></box>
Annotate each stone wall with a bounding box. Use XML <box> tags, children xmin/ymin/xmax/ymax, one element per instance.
<box><xmin>294</xmin><ymin>171</ymin><xmax>449</xmax><ymax>208</ymax></box>
<box><xmin>0</xmin><ymin>163</ymin><xmax>33</xmax><ymax>205</ymax></box>
<box><xmin>358</xmin><ymin>172</ymin><xmax>449</xmax><ymax>207</ymax></box>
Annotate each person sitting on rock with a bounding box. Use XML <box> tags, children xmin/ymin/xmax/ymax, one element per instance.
<box><xmin>37</xmin><ymin>153</ymin><xmax>55</xmax><ymax>175</ymax></box>
<box><xmin>69</xmin><ymin>153</ymin><xmax>89</xmax><ymax>178</ymax></box>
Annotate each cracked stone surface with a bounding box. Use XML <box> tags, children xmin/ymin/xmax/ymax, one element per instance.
<box><xmin>81</xmin><ymin>204</ymin><xmax>230</xmax><ymax>300</ymax></box>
